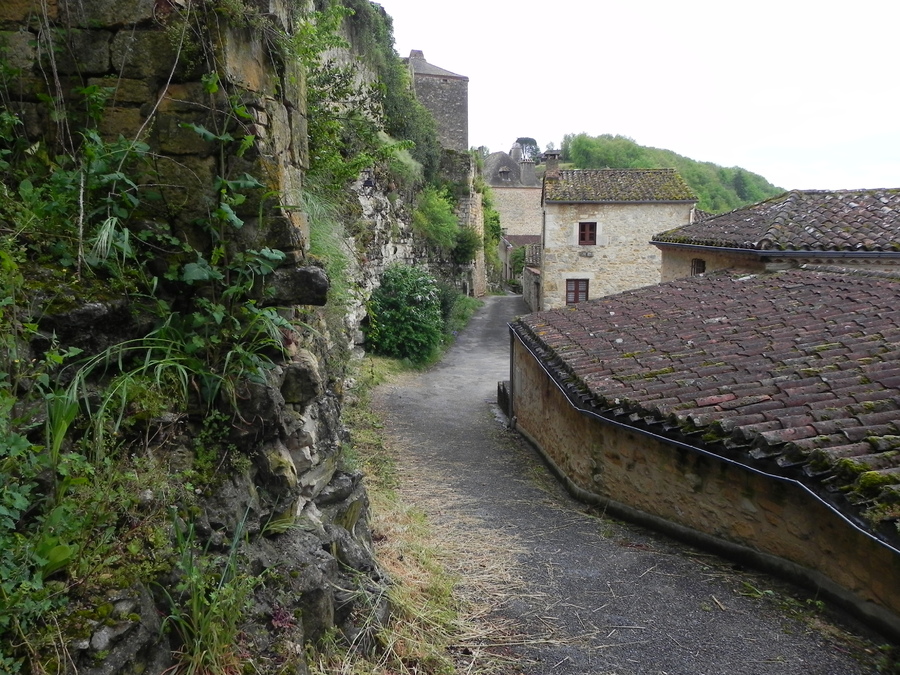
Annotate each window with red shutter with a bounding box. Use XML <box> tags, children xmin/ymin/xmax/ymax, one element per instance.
<box><xmin>578</xmin><ymin>222</ymin><xmax>597</xmax><ymax>245</ymax></box>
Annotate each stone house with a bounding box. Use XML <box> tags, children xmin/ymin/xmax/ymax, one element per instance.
<box><xmin>652</xmin><ymin>188</ymin><xmax>900</xmax><ymax>281</ymax></box>
<box><xmin>529</xmin><ymin>152</ymin><xmax>697</xmax><ymax>310</ymax></box>
<box><xmin>483</xmin><ymin>143</ymin><xmax>543</xmax><ymax>282</ymax></box>
<box><xmin>506</xmin><ymin>265</ymin><xmax>900</xmax><ymax>639</ymax></box>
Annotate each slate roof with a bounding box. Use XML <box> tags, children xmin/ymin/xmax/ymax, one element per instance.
<box><xmin>512</xmin><ymin>266</ymin><xmax>900</xmax><ymax>542</ymax></box>
<box><xmin>544</xmin><ymin>169</ymin><xmax>697</xmax><ymax>204</ymax></box>
<box><xmin>483</xmin><ymin>151</ymin><xmax>541</xmax><ymax>188</ymax></box>
<box><xmin>407</xmin><ymin>51</ymin><xmax>468</xmax><ymax>80</ymax></box>
<box><xmin>653</xmin><ymin>189</ymin><xmax>900</xmax><ymax>252</ymax></box>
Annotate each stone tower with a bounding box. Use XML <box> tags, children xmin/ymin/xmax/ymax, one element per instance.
<box><xmin>407</xmin><ymin>50</ymin><xmax>468</xmax><ymax>152</ymax></box>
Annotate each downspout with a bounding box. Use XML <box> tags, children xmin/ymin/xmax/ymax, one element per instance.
<box><xmin>508</xmin><ymin>322</ymin><xmax>900</xmax><ymax>639</ymax></box>
<box><xmin>508</xmin><ymin>327</ymin><xmax>516</xmax><ymax>428</ymax></box>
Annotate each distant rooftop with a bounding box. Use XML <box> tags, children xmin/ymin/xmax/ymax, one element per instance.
<box><xmin>653</xmin><ymin>189</ymin><xmax>900</xmax><ymax>252</ymax></box>
<box><xmin>544</xmin><ymin>168</ymin><xmax>697</xmax><ymax>204</ymax></box>
<box><xmin>407</xmin><ymin>50</ymin><xmax>468</xmax><ymax>81</ymax></box>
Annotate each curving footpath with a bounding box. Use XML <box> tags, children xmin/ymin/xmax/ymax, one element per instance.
<box><xmin>374</xmin><ymin>294</ymin><xmax>881</xmax><ymax>675</ymax></box>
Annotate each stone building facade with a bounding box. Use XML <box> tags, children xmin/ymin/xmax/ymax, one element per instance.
<box><xmin>407</xmin><ymin>50</ymin><xmax>468</xmax><ymax>153</ymax></box>
<box><xmin>538</xmin><ymin>155</ymin><xmax>696</xmax><ymax>310</ymax></box>
<box><xmin>483</xmin><ymin>143</ymin><xmax>542</xmax><ymax>283</ymax></box>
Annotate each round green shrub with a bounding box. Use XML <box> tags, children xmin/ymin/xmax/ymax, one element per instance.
<box><xmin>366</xmin><ymin>264</ymin><xmax>443</xmax><ymax>363</ymax></box>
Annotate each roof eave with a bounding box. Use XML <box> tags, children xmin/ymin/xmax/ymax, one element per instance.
<box><xmin>546</xmin><ymin>199</ymin><xmax>699</xmax><ymax>205</ymax></box>
<box><xmin>651</xmin><ymin>241</ymin><xmax>900</xmax><ymax>257</ymax></box>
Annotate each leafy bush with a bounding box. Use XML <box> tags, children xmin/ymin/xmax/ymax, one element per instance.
<box><xmin>412</xmin><ymin>186</ymin><xmax>458</xmax><ymax>251</ymax></box>
<box><xmin>451</xmin><ymin>227</ymin><xmax>481</xmax><ymax>264</ymax></box>
<box><xmin>510</xmin><ymin>246</ymin><xmax>527</xmax><ymax>278</ymax></box>
<box><xmin>366</xmin><ymin>265</ymin><xmax>443</xmax><ymax>363</ymax></box>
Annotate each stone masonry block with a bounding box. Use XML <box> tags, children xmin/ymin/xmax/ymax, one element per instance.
<box><xmin>88</xmin><ymin>76</ymin><xmax>154</xmax><ymax>105</ymax></box>
<box><xmin>98</xmin><ymin>107</ymin><xmax>145</xmax><ymax>141</ymax></box>
<box><xmin>110</xmin><ymin>30</ymin><xmax>178</xmax><ymax>81</ymax></box>
<box><xmin>0</xmin><ymin>29</ymin><xmax>36</xmax><ymax>72</ymax></box>
<box><xmin>0</xmin><ymin>0</ymin><xmax>56</xmax><ymax>23</ymax></box>
<box><xmin>61</xmin><ymin>0</ymin><xmax>156</xmax><ymax>27</ymax></box>
<box><xmin>154</xmin><ymin>112</ymin><xmax>215</xmax><ymax>155</ymax></box>
<box><xmin>52</xmin><ymin>29</ymin><xmax>112</xmax><ymax>75</ymax></box>
<box><xmin>223</xmin><ymin>25</ymin><xmax>274</xmax><ymax>94</ymax></box>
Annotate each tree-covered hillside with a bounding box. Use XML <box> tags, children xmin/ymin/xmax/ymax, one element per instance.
<box><xmin>560</xmin><ymin>133</ymin><xmax>783</xmax><ymax>213</ymax></box>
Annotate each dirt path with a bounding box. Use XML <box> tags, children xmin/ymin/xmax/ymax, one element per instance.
<box><xmin>374</xmin><ymin>294</ymin><xmax>878</xmax><ymax>675</ymax></box>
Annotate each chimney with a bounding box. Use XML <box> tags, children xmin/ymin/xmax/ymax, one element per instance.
<box><xmin>544</xmin><ymin>150</ymin><xmax>560</xmax><ymax>181</ymax></box>
<box><xmin>520</xmin><ymin>158</ymin><xmax>537</xmax><ymax>186</ymax></box>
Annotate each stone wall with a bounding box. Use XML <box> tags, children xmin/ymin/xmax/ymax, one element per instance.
<box><xmin>659</xmin><ymin>247</ymin><xmax>900</xmax><ymax>283</ymax></box>
<box><xmin>1</xmin><ymin>0</ymin><xmax>312</xmax><ymax>259</ymax></box>
<box><xmin>660</xmin><ymin>247</ymin><xmax>765</xmax><ymax>281</ymax></box>
<box><xmin>493</xmin><ymin>186</ymin><xmax>542</xmax><ymax>236</ymax></box>
<box><xmin>522</xmin><ymin>266</ymin><xmax>541</xmax><ymax>311</ymax></box>
<box><xmin>509</xmin><ymin>334</ymin><xmax>900</xmax><ymax>638</ymax></box>
<box><xmin>542</xmin><ymin>202</ymin><xmax>693</xmax><ymax>309</ymax></box>
<box><xmin>440</xmin><ymin>149</ymin><xmax>487</xmax><ymax>296</ymax></box>
<box><xmin>0</xmin><ymin>1</ymin><xmax>401</xmax><ymax>670</ymax></box>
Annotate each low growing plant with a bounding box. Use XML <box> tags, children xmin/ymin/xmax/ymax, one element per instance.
<box><xmin>366</xmin><ymin>264</ymin><xmax>443</xmax><ymax>364</ymax></box>
<box><xmin>158</xmin><ymin>513</ymin><xmax>258</xmax><ymax>675</ymax></box>
<box><xmin>412</xmin><ymin>186</ymin><xmax>459</xmax><ymax>252</ymax></box>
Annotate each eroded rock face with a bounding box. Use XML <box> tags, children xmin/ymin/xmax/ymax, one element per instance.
<box><xmin>2</xmin><ymin>2</ymin><xmax>389</xmax><ymax>672</ymax></box>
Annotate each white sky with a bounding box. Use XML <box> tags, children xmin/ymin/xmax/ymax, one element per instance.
<box><xmin>375</xmin><ymin>0</ymin><xmax>900</xmax><ymax>191</ymax></box>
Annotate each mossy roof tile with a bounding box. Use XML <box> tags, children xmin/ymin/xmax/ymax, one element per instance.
<box><xmin>544</xmin><ymin>168</ymin><xmax>697</xmax><ymax>203</ymax></box>
<box><xmin>512</xmin><ymin>266</ymin><xmax>900</xmax><ymax>537</ymax></box>
<box><xmin>653</xmin><ymin>188</ymin><xmax>900</xmax><ymax>251</ymax></box>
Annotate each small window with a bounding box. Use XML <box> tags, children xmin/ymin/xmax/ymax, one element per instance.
<box><xmin>691</xmin><ymin>258</ymin><xmax>706</xmax><ymax>276</ymax></box>
<box><xmin>578</xmin><ymin>222</ymin><xmax>597</xmax><ymax>245</ymax></box>
<box><xmin>566</xmin><ymin>279</ymin><xmax>589</xmax><ymax>305</ymax></box>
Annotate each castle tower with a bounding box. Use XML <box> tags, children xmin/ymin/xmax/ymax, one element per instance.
<box><xmin>407</xmin><ymin>50</ymin><xmax>469</xmax><ymax>152</ymax></box>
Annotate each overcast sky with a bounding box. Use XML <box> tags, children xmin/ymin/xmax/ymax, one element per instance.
<box><xmin>375</xmin><ymin>0</ymin><xmax>900</xmax><ymax>191</ymax></box>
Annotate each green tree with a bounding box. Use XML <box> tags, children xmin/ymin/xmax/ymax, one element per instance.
<box><xmin>515</xmin><ymin>136</ymin><xmax>540</xmax><ymax>161</ymax></box>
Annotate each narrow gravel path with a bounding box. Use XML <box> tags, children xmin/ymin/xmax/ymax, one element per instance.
<box><xmin>374</xmin><ymin>294</ymin><xmax>878</xmax><ymax>675</ymax></box>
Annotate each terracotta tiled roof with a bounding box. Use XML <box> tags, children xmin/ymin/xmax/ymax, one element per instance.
<box><xmin>544</xmin><ymin>168</ymin><xmax>697</xmax><ymax>204</ymax></box>
<box><xmin>653</xmin><ymin>189</ymin><xmax>900</xmax><ymax>251</ymax></box>
<box><xmin>512</xmin><ymin>267</ymin><xmax>900</xmax><ymax>541</ymax></box>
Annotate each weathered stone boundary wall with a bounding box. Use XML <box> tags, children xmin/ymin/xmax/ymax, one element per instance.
<box><xmin>0</xmin><ymin>1</ymin><xmax>397</xmax><ymax>670</ymax></box>
<box><xmin>522</xmin><ymin>266</ymin><xmax>541</xmax><ymax>311</ymax></box>
<box><xmin>509</xmin><ymin>333</ymin><xmax>900</xmax><ymax>640</ymax></box>
<box><xmin>440</xmin><ymin>149</ymin><xmax>487</xmax><ymax>296</ymax></box>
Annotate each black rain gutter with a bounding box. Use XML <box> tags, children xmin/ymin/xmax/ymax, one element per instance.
<box><xmin>650</xmin><ymin>240</ymin><xmax>900</xmax><ymax>258</ymax></box>
<box><xmin>508</xmin><ymin>321</ymin><xmax>900</xmax><ymax>639</ymax></box>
